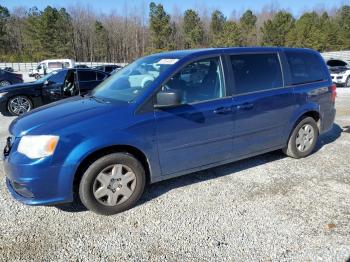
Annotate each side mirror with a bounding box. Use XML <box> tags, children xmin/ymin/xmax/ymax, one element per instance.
<box><xmin>154</xmin><ymin>89</ymin><xmax>182</xmax><ymax>108</ymax></box>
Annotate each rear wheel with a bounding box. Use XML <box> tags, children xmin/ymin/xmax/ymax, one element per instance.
<box><xmin>79</xmin><ymin>153</ymin><xmax>146</xmax><ymax>215</ymax></box>
<box><xmin>346</xmin><ymin>76</ymin><xmax>350</xmax><ymax>88</ymax></box>
<box><xmin>7</xmin><ymin>95</ymin><xmax>33</xmax><ymax>116</ymax></box>
<box><xmin>283</xmin><ymin>117</ymin><xmax>319</xmax><ymax>158</ymax></box>
<box><xmin>34</xmin><ymin>74</ymin><xmax>41</xmax><ymax>80</ymax></box>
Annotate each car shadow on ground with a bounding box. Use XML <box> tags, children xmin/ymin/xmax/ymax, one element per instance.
<box><xmin>55</xmin><ymin>123</ymin><xmax>343</xmax><ymax>214</ymax></box>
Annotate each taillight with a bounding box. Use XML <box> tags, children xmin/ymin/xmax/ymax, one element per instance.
<box><xmin>331</xmin><ymin>84</ymin><xmax>336</xmax><ymax>103</ymax></box>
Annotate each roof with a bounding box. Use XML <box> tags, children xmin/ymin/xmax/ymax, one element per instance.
<box><xmin>148</xmin><ymin>47</ymin><xmax>318</xmax><ymax>59</ymax></box>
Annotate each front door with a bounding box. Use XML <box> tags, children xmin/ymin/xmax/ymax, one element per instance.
<box><xmin>41</xmin><ymin>70</ymin><xmax>67</xmax><ymax>104</ymax></box>
<box><xmin>155</xmin><ymin>56</ymin><xmax>234</xmax><ymax>175</ymax></box>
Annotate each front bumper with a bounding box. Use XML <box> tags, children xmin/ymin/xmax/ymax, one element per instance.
<box><xmin>3</xmin><ymin>150</ymin><xmax>74</xmax><ymax>206</ymax></box>
<box><xmin>331</xmin><ymin>74</ymin><xmax>347</xmax><ymax>85</ymax></box>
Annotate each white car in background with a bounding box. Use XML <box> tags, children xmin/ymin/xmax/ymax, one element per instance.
<box><xmin>29</xmin><ymin>59</ymin><xmax>75</xmax><ymax>79</ymax></box>
<box><xmin>326</xmin><ymin>59</ymin><xmax>350</xmax><ymax>87</ymax></box>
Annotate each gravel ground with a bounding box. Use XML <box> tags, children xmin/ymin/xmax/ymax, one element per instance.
<box><xmin>0</xmin><ymin>89</ymin><xmax>349</xmax><ymax>261</ymax></box>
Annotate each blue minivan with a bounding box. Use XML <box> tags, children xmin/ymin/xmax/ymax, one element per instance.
<box><xmin>3</xmin><ymin>47</ymin><xmax>336</xmax><ymax>215</ymax></box>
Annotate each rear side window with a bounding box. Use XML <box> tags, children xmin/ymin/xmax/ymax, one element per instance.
<box><xmin>97</xmin><ymin>72</ymin><xmax>107</xmax><ymax>80</ymax></box>
<box><xmin>285</xmin><ymin>51</ymin><xmax>326</xmax><ymax>85</ymax></box>
<box><xmin>104</xmin><ymin>66</ymin><xmax>113</xmax><ymax>73</ymax></box>
<box><xmin>230</xmin><ymin>53</ymin><xmax>283</xmax><ymax>95</ymax></box>
<box><xmin>48</xmin><ymin>62</ymin><xmax>63</xmax><ymax>69</ymax></box>
<box><xmin>78</xmin><ymin>71</ymin><xmax>96</xmax><ymax>81</ymax></box>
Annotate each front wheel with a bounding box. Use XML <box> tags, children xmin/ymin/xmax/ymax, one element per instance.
<box><xmin>283</xmin><ymin>117</ymin><xmax>319</xmax><ymax>158</ymax></box>
<box><xmin>79</xmin><ymin>153</ymin><xmax>146</xmax><ymax>215</ymax></box>
<box><xmin>7</xmin><ymin>95</ymin><xmax>33</xmax><ymax>116</ymax></box>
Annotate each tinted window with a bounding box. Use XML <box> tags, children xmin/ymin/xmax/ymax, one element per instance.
<box><xmin>78</xmin><ymin>71</ymin><xmax>96</xmax><ymax>81</ymax></box>
<box><xmin>104</xmin><ymin>66</ymin><xmax>113</xmax><ymax>72</ymax></box>
<box><xmin>230</xmin><ymin>53</ymin><xmax>283</xmax><ymax>95</ymax></box>
<box><xmin>285</xmin><ymin>51</ymin><xmax>326</xmax><ymax>85</ymax></box>
<box><xmin>97</xmin><ymin>72</ymin><xmax>107</xmax><ymax>80</ymax></box>
<box><xmin>164</xmin><ymin>57</ymin><xmax>225</xmax><ymax>104</ymax></box>
<box><xmin>48</xmin><ymin>62</ymin><xmax>63</xmax><ymax>69</ymax></box>
<box><xmin>49</xmin><ymin>70</ymin><xmax>67</xmax><ymax>84</ymax></box>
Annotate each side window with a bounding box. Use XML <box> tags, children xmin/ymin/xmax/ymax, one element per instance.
<box><xmin>48</xmin><ymin>62</ymin><xmax>63</xmax><ymax>69</ymax></box>
<box><xmin>164</xmin><ymin>57</ymin><xmax>225</xmax><ymax>104</ymax></box>
<box><xmin>230</xmin><ymin>53</ymin><xmax>283</xmax><ymax>95</ymax></box>
<box><xmin>49</xmin><ymin>70</ymin><xmax>67</xmax><ymax>84</ymax></box>
<box><xmin>285</xmin><ymin>51</ymin><xmax>326</xmax><ymax>85</ymax></box>
<box><xmin>104</xmin><ymin>66</ymin><xmax>112</xmax><ymax>73</ymax></box>
<box><xmin>97</xmin><ymin>72</ymin><xmax>107</xmax><ymax>80</ymax></box>
<box><xmin>78</xmin><ymin>71</ymin><xmax>97</xmax><ymax>81</ymax></box>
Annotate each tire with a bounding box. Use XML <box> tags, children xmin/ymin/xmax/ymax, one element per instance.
<box><xmin>346</xmin><ymin>76</ymin><xmax>350</xmax><ymax>88</ymax></box>
<box><xmin>283</xmin><ymin>117</ymin><xmax>319</xmax><ymax>158</ymax></box>
<box><xmin>0</xmin><ymin>80</ymin><xmax>11</xmax><ymax>87</ymax></box>
<box><xmin>7</xmin><ymin>95</ymin><xmax>33</xmax><ymax>116</ymax></box>
<box><xmin>79</xmin><ymin>153</ymin><xmax>146</xmax><ymax>215</ymax></box>
<box><xmin>34</xmin><ymin>74</ymin><xmax>41</xmax><ymax>80</ymax></box>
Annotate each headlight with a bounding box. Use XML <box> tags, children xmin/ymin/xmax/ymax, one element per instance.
<box><xmin>18</xmin><ymin>135</ymin><xmax>59</xmax><ymax>159</ymax></box>
<box><xmin>0</xmin><ymin>92</ymin><xmax>7</xmax><ymax>98</ymax></box>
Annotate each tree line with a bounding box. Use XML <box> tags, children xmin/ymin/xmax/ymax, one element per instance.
<box><xmin>0</xmin><ymin>3</ymin><xmax>349</xmax><ymax>62</ymax></box>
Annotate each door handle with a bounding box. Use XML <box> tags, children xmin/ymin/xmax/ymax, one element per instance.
<box><xmin>236</xmin><ymin>103</ymin><xmax>254</xmax><ymax>110</ymax></box>
<box><xmin>213</xmin><ymin>107</ymin><xmax>232</xmax><ymax>114</ymax></box>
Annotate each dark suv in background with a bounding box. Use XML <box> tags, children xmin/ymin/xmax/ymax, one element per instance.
<box><xmin>0</xmin><ymin>68</ymin><xmax>109</xmax><ymax>116</ymax></box>
<box><xmin>93</xmin><ymin>64</ymin><xmax>121</xmax><ymax>73</ymax></box>
<box><xmin>0</xmin><ymin>69</ymin><xmax>23</xmax><ymax>87</ymax></box>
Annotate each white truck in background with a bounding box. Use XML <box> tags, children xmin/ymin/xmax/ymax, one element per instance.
<box><xmin>29</xmin><ymin>59</ymin><xmax>75</xmax><ymax>79</ymax></box>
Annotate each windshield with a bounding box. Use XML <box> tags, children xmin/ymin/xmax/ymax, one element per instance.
<box><xmin>91</xmin><ymin>56</ymin><xmax>179</xmax><ymax>102</ymax></box>
<box><xmin>35</xmin><ymin>71</ymin><xmax>58</xmax><ymax>83</ymax></box>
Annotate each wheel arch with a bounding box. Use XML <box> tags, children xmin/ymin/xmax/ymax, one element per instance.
<box><xmin>72</xmin><ymin>144</ymin><xmax>151</xmax><ymax>194</ymax></box>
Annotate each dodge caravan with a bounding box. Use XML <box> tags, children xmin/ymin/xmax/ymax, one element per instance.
<box><xmin>3</xmin><ymin>47</ymin><xmax>336</xmax><ymax>215</ymax></box>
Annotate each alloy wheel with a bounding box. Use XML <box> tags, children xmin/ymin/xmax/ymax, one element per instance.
<box><xmin>8</xmin><ymin>96</ymin><xmax>32</xmax><ymax>115</ymax></box>
<box><xmin>296</xmin><ymin>124</ymin><xmax>315</xmax><ymax>152</ymax></box>
<box><xmin>0</xmin><ymin>80</ymin><xmax>11</xmax><ymax>87</ymax></box>
<box><xmin>93</xmin><ymin>164</ymin><xmax>137</xmax><ymax>206</ymax></box>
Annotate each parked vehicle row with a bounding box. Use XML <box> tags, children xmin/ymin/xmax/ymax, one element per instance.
<box><xmin>0</xmin><ymin>69</ymin><xmax>23</xmax><ymax>87</ymax></box>
<box><xmin>3</xmin><ymin>47</ymin><xmax>336</xmax><ymax>215</ymax></box>
<box><xmin>0</xmin><ymin>68</ymin><xmax>109</xmax><ymax>116</ymax></box>
<box><xmin>326</xmin><ymin>59</ymin><xmax>350</xmax><ymax>87</ymax></box>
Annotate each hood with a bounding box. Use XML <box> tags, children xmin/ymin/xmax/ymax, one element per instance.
<box><xmin>329</xmin><ymin>66</ymin><xmax>349</xmax><ymax>74</ymax></box>
<box><xmin>9</xmin><ymin>96</ymin><xmax>130</xmax><ymax>137</ymax></box>
<box><xmin>0</xmin><ymin>82</ymin><xmax>40</xmax><ymax>92</ymax></box>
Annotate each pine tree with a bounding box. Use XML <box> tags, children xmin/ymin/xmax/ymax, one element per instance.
<box><xmin>261</xmin><ymin>11</ymin><xmax>295</xmax><ymax>47</ymax></box>
<box><xmin>149</xmin><ymin>2</ymin><xmax>173</xmax><ymax>51</ymax></box>
<box><xmin>183</xmin><ymin>9</ymin><xmax>203</xmax><ymax>49</ymax></box>
<box><xmin>240</xmin><ymin>10</ymin><xmax>257</xmax><ymax>46</ymax></box>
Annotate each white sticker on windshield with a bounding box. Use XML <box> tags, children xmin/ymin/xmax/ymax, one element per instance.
<box><xmin>157</xmin><ymin>59</ymin><xmax>179</xmax><ymax>65</ymax></box>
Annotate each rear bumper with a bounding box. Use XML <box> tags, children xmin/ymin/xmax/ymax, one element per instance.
<box><xmin>320</xmin><ymin>107</ymin><xmax>336</xmax><ymax>134</ymax></box>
